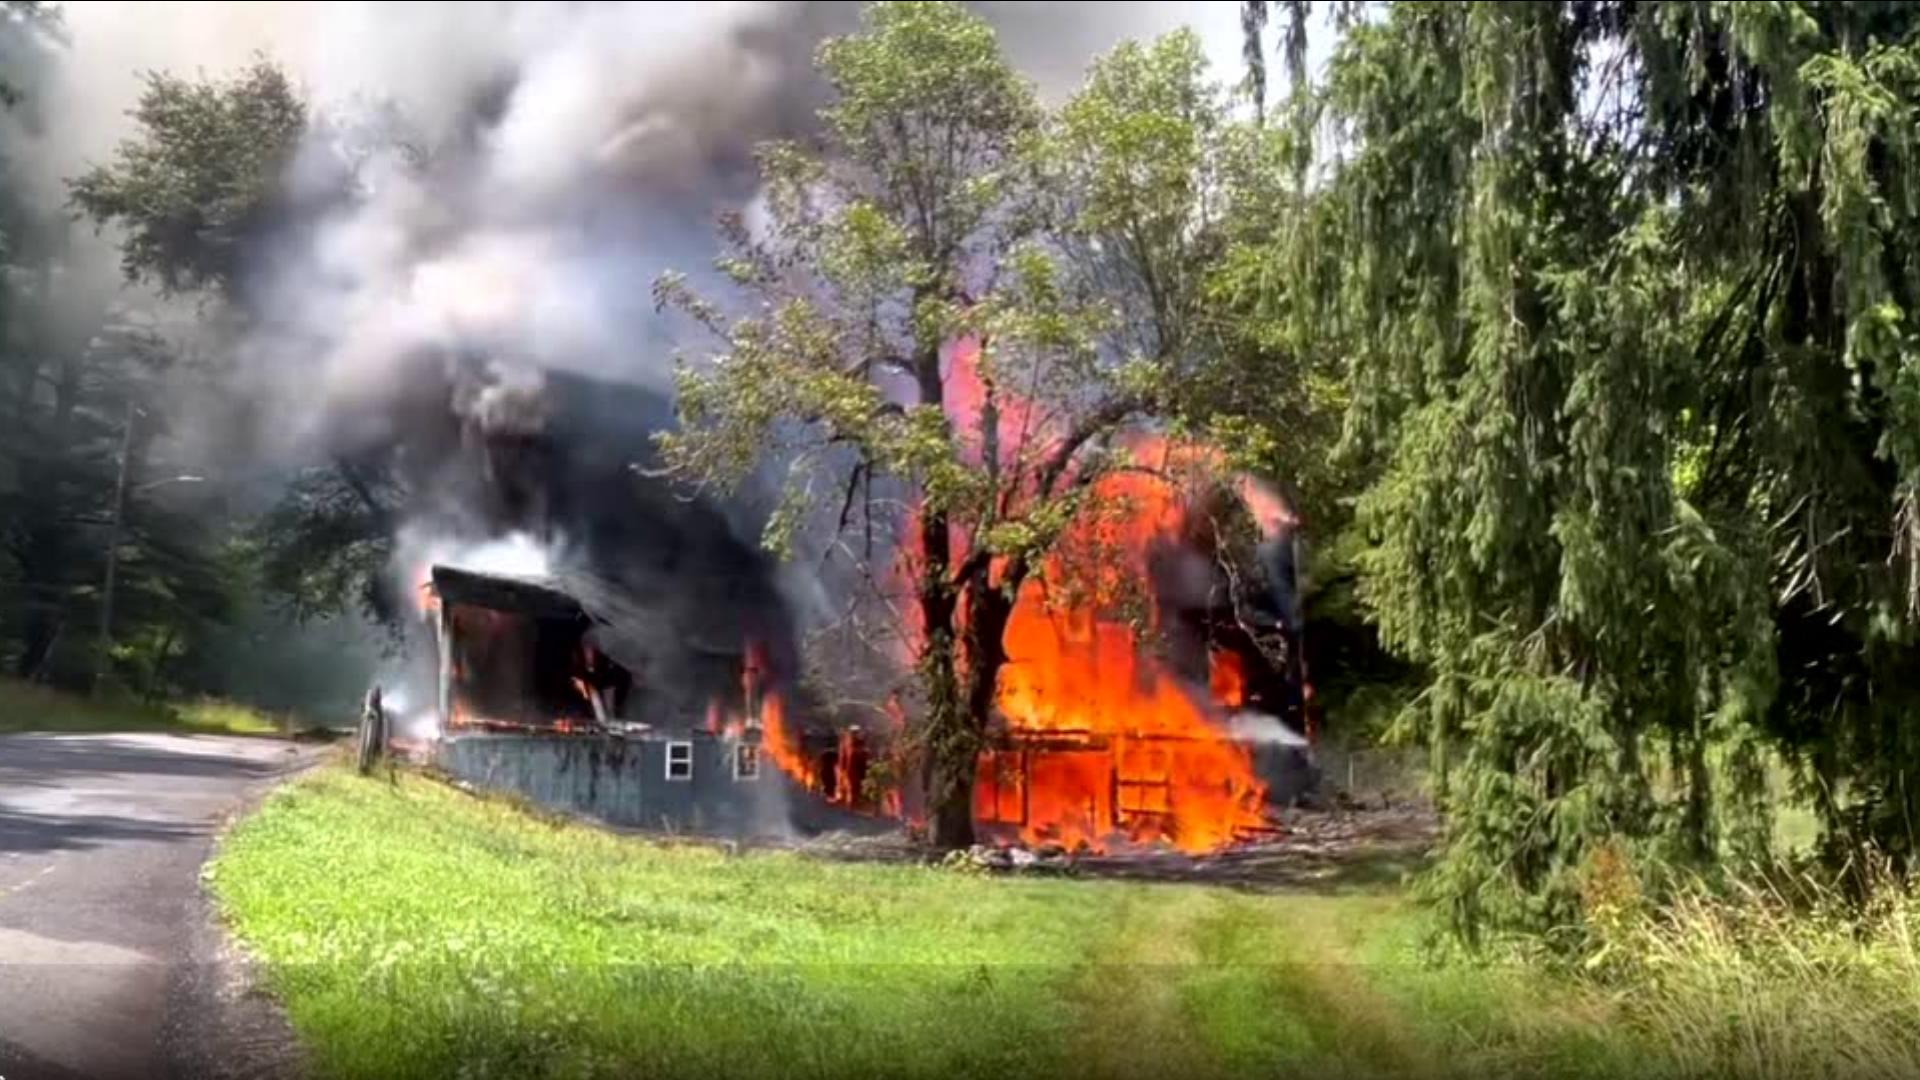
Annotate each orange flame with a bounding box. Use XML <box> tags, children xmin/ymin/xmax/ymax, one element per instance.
<box><xmin>983</xmin><ymin>440</ymin><xmax>1270</xmax><ymax>853</ymax></box>
<box><xmin>741</xmin><ymin>641</ymin><xmax>821</xmax><ymax>790</ymax></box>
<box><xmin>759</xmin><ymin>689</ymin><xmax>821</xmax><ymax>790</ymax></box>
<box><xmin>919</xmin><ymin>339</ymin><xmax>1271</xmax><ymax>853</ymax></box>
<box><xmin>1210</xmin><ymin>649</ymin><xmax>1247</xmax><ymax>710</ymax></box>
<box><xmin>881</xmin><ymin>696</ymin><xmax>911</xmax><ymax>820</ymax></box>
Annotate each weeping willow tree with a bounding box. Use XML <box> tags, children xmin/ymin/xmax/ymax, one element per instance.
<box><xmin>1250</xmin><ymin>2</ymin><xmax>1920</xmax><ymax>938</ymax></box>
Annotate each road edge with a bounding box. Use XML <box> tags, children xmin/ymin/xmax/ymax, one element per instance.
<box><xmin>161</xmin><ymin>744</ymin><xmax>335</xmax><ymax>1080</ymax></box>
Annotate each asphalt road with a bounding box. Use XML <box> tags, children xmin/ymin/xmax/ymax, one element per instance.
<box><xmin>0</xmin><ymin>733</ymin><xmax>321</xmax><ymax>1080</ymax></box>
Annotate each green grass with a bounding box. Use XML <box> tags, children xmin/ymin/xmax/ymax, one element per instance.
<box><xmin>0</xmin><ymin>677</ymin><xmax>290</xmax><ymax>736</ymax></box>
<box><xmin>209</xmin><ymin>767</ymin><xmax>1652</xmax><ymax>1080</ymax></box>
<box><xmin>215</xmin><ymin>767</ymin><xmax>1920</xmax><ymax>1080</ymax></box>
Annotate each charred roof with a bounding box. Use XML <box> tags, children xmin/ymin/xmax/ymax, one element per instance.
<box><xmin>429</xmin><ymin>565</ymin><xmax>586</xmax><ymax>621</ymax></box>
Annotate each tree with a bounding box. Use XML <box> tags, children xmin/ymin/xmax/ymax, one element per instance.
<box><xmin>69</xmin><ymin>60</ymin><xmax>305</xmax><ymax>296</ymax></box>
<box><xmin>0</xmin><ymin>8</ymin><xmax>237</xmax><ymax>691</ymax></box>
<box><xmin>660</xmin><ymin>5</ymin><xmax>1238</xmax><ymax>847</ymax></box>
<box><xmin>68</xmin><ymin>59</ymin><xmax>415</xmax><ymax>628</ymax></box>
<box><xmin>1259</xmin><ymin>2</ymin><xmax>1920</xmax><ymax>939</ymax></box>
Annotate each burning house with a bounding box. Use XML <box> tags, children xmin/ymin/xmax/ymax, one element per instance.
<box><xmin>392</xmin><ymin>360</ymin><xmax>1316</xmax><ymax>850</ymax></box>
<box><xmin>965</xmin><ymin>466</ymin><xmax>1318</xmax><ymax>854</ymax></box>
<box><xmin>417</xmin><ymin>519</ymin><xmax>1317</xmax><ymax>849</ymax></box>
<box><xmin>393</xmin><ymin>361</ymin><xmax>861</xmax><ymax>835</ymax></box>
<box><xmin>419</xmin><ymin>564</ymin><xmax>852</xmax><ymax>835</ymax></box>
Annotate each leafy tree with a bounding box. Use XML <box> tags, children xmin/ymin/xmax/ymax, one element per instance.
<box><xmin>661</xmin><ymin>5</ymin><xmax>1238</xmax><ymax>847</ymax></box>
<box><xmin>1257</xmin><ymin>2</ymin><xmax>1920</xmax><ymax>939</ymax></box>
<box><xmin>248</xmin><ymin>463</ymin><xmax>400</xmax><ymax>626</ymax></box>
<box><xmin>0</xmin><ymin>4</ymin><xmax>103</xmax><ymax>681</ymax></box>
<box><xmin>68</xmin><ymin>59</ymin><xmax>414</xmax><ymax>628</ymax></box>
<box><xmin>69</xmin><ymin>60</ymin><xmax>304</xmax><ymax>295</ymax></box>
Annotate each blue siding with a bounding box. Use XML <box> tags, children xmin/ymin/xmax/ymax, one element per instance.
<box><xmin>434</xmin><ymin>732</ymin><xmax>885</xmax><ymax>836</ymax></box>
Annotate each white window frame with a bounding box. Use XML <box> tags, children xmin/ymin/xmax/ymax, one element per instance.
<box><xmin>664</xmin><ymin>740</ymin><xmax>694</xmax><ymax>781</ymax></box>
<box><xmin>733</xmin><ymin>742</ymin><xmax>761</xmax><ymax>781</ymax></box>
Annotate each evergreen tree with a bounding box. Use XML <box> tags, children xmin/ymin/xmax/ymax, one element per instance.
<box><xmin>0</xmin><ymin>5</ymin><xmax>237</xmax><ymax>691</ymax></box>
<box><xmin>1252</xmin><ymin>1</ymin><xmax>1920</xmax><ymax>938</ymax></box>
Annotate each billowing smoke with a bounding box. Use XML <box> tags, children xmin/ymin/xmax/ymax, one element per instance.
<box><xmin>32</xmin><ymin>1</ymin><xmax>1246</xmax><ymax>424</ymax></box>
<box><xmin>21</xmin><ymin>1</ymin><xmax>1252</xmax><ymax>717</ymax></box>
<box><xmin>236</xmin><ymin>3</ymin><xmax>852</xmax><ymax>460</ymax></box>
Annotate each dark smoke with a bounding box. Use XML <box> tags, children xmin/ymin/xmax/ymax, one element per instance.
<box><xmin>24</xmin><ymin>3</ymin><xmax>1252</xmax><ymax>721</ymax></box>
<box><xmin>370</xmin><ymin>355</ymin><xmax>801</xmax><ymax>724</ymax></box>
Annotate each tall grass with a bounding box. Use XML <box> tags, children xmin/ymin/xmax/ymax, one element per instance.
<box><xmin>1581</xmin><ymin>856</ymin><xmax>1920</xmax><ymax>1080</ymax></box>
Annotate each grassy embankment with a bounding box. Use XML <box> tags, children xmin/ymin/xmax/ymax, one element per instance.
<box><xmin>0</xmin><ymin>676</ymin><xmax>293</xmax><ymax>736</ymax></box>
<box><xmin>207</xmin><ymin>764</ymin><xmax>1920</xmax><ymax>1080</ymax></box>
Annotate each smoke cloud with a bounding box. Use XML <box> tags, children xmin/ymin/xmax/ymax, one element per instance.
<box><xmin>37</xmin><ymin>1</ymin><xmax>1246</xmax><ymax>454</ymax></box>
<box><xmin>23</xmin><ymin>1</ymin><xmax>1252</xmax><ymax>715</ymax></box>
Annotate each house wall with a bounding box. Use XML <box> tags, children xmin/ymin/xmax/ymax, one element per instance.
<box><xmin>434</xmin><ymin>731</ymin><xmax>887</xmax><ymax>837</ymax></box>
<box><xmin>434</xmin><ymin>730</ymin><xmax>1317</xmax><ymax>840</ymax></box>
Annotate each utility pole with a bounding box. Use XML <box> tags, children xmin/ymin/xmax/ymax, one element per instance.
<box><xmin>91</xmin><ymin>393</ymin><xmax>204</xmax><ymax>696</ymax></box>
<box><xmin>93</xmin><ymin>400</ymin><xmax>136</xmax><ymax>695</ymax></box>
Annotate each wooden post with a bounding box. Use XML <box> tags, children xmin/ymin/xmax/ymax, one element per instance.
<box><xmin>437</xmin><ymin>600</ymin><xmax>454</xmax><ymax>727</ymax></box>
<box><xmin>1021</xmin><ymin>746</ymin><xmax>1031</xmax><ymax>827</ymax></box>
<box><xmin>358</xmin><ymin>684</ymin><xmax>385</xmax><ymax>775</ymax></box>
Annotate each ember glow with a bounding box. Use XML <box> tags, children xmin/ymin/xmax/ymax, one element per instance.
<box><xmin>1209</xmin><ymin>649</ymin><xmax>1247</xmax><ymax>709</ymax></box>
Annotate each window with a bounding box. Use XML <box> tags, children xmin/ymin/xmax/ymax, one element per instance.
<box><xmin>665</xmin><ymin>740</ymin><xmax>693</xmax><ymax>781</ymax></box>
<box><xmin>734</xmin><ymin>743</ymin><xmax>761</xmax><ymax>781</ymax></box>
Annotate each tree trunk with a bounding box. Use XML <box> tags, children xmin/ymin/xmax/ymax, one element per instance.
<box><xmin>928</xmin><ymin>760</ymin><xmax>975</xmax><ymax>848</ymax></box>
<box><xmin>961</xmin><ymin>567</ymin><xmax>1015</xmax><ymax>754</ymax></box>
<box><xmin>924</xmin><ymin>555</ymin><xmax>1022</xmax><ymax>851</ymax></box>
<box><xmin>921</xmin><ymin>628</ymin><xmax>976</xmax><ymax>848</ymax></box>
<box><xmin>916</xmin><ymin>492</ymin><xmax>976</xmax><ymax>848</ymax></box>
<box><xmin>10</xmin><ymin>357</ymin><xmax>81</xmax><ymax>683</ymax></box>
<box><xmin>143</xmin><ymin>626</ymin><xmax>178</xmax><ymax>705</ymax></box>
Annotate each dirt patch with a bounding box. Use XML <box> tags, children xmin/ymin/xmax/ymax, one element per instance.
<box><xmin>1060</xmin><ymin>803</ymin><xmax>1437</xmax><ymax>890</ymax></box>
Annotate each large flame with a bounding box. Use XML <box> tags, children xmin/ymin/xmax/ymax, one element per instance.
<box><xmin>759</xmin><ymin>688</ymin><xmax>821</xmax><ymax>791</ymax></box>
<box><xmin>920</xmin><ymin>338</ymin><xmax>1270</xmax><ymax>853</ymax></box>
<box><xmin>981</xmin><ymin>438</ymin><xmax>1271</xmax><ymax>853</ymax></box>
